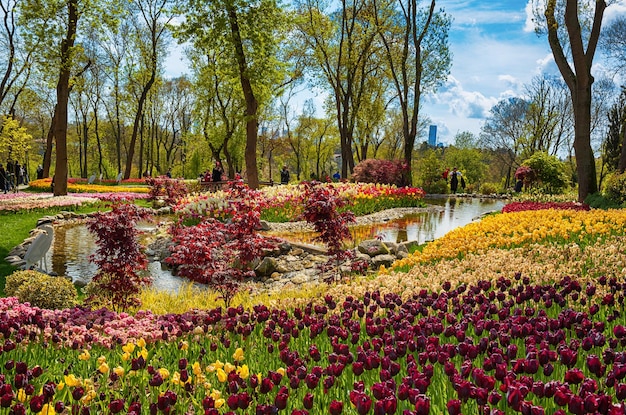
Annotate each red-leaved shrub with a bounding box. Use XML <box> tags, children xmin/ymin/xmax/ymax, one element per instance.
<box><xmin>351</xmin><ymin>159</ymin><xmax>409</xmax><ymax>186</ymax></box>
<box><xmin>166</xmin><ymin>180</ymin><xmax>277</xmax><ymax>306</ymax></box>
<box><xmin>87</xmin><ymin>203</ymin><xmax>153</xmax><ymax>310</ymax></box>
<box><xmin>145</xmin><ymin>176</ymin><xmax>188</xmax><ymax>207</ymax></box>
<box><xmin>300</xmin><ymin>181</ymin><xmax>355</xmax><ymax>278</ymax></box>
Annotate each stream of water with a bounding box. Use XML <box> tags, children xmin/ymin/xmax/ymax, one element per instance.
<box><xmin>44</xmin><ymin>197</ymin><xmax>506</xmax><ymax>291</ymax></box>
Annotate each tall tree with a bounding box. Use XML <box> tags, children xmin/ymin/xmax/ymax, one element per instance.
<box><xmin>179</xmin><ymin>0</ymin><xmax>286</xmax><ymax>189</ymax></box>
<box><xmin>600</xmin><ymin>14</ymin><xmax>626</xmax><ymax>76</ymax></box>
<box><xmin>0</xmin><ymin>0</ymin><xmax>35</xmax><ymax>114</ymax></box>
<box><xmin>534</xmin><ymin>0</ymin><xmax>609</xmax><ymax>201</ymax></box>
<box><xmin>295</xmin><ymin>0</ymin><xmax>380</xmax><ymax>178</ymax></box>
<box><xmin>374</xmin><ymin>0</ymin><xmax>450</xmax><ymax>185</ymax></box>
<box><xmin>123</xmin><ymin>0</ymin><xmax>172</xmax><ymax>179</ymax></box>
<box><xmin>22</xmin><ymin>0</ymin><xmax>122</xmax><ymax>193</ymax></box>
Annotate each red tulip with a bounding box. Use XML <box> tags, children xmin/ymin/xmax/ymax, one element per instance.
<box><xmin>564</xmin><ymin>368</ymin><xmax>585</xmax><ymax>384</ymax></box>
<box><xmin>329</xmin><ymin>400</ymin><xmax>343</xmax><ymax>415</ymax></box>
<box><xmin>446</xmin><ymin>399</ymin><xmax>461</xmax><ymax>415</ymax></box>
<box><xmin>303</xmin><ymin>393</ymin><xmax>314</xmax><ymax>409</ymax></box>
<box><xmin>414</xmin><ymin>395</ymin><xmax>430</xmax><ymax>415</ymax></box>
<box><xmin>109</xmin><ymin>398</ymin><xmax>125</xmax><ymax>414</ymax></box>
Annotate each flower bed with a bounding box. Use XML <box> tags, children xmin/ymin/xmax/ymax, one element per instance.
<box><xmin>177</xmin><ymin>182</ymin><xmax>426</xmax><ymax>222</ymax></box>
<box><xmin>0</xmin><ymin>192</ymin><xmax>150</xmax><ymax>212</ymax></box>
<box><xmin>1</xmin><ymin>273</ymin><xmax>626</xmax><ymax>414</ymax></box>
<box><xmin>2</xmin><ymin>197</ymin><xmax>626</xmax><ymax>414</ymax></box>
<box><xmin>502</xmin><ymin>201</ymin><xmax>590</xmax><ymax>213</ymax></box>
<box><xmin>392</xmin><ymin>209</ymin><xmax>626</xmax><ymax>269</ymax></box>
<box><xmin>28</xmin><ymin>178</ymin><xmax>149</xmax><ymax>194</ymax></box>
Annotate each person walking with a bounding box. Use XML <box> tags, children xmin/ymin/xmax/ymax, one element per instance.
<box><xmin>212</xmin><ymin>161</ymin><xmax>224</xmax><ymax>182</ymax></box>
<box><xmin>280</xmin><ymin>165</ymin><xmax>290</xmax><ymax>185</ymax></box>
<box><xmin>0</xmin><ymin>163</ymin><xmax>7</xmax><ymax>193</ymax></box>
<box><xmin>450</xmin><ymin>167</ymin><xmax>461</xmax><ymax>193</ymax></box>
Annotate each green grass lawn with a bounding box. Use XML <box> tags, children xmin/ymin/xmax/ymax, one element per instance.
<box><xmin>0</xmin><ymin>205</ymin><xmax>102</xmax><ymax>293</ymax></box>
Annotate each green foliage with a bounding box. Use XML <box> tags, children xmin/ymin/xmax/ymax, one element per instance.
<box><xmin>479</xmin><ymin>182</ymin><xmax>500</xmax><ymax>195</ymax></box>
<box><xmin>443</xmin><ymin>146</ymin><xmax>488</xmax><ymax>188</ymax></box>
<box><xmin>4</xmin><ymin>270</ymin><xmax>39</xmax><ymax>296</ymax></box>
<box><xmin>6</xmin><ymin>270</ymin><xmax>77</xmax><ymax>309</ymax></box>
<box><xmin>522</xmin><ymin>152</ymin><xmax>568</xmax><ymax>194</ymax></box>
<box><xmin>0</xmin><ymin>116</ymin><xmax>32</xmax><ymax>162</ymax></box>
<box><xmin>584</xmin><ymin>192</ymin><xmax>623</xmax><ymax>210</ymax></box>
<box><xmin>421</xmin><ymin>179</ymin><xmax>449</xmax><ymax>195</ymax></box>
<box><xmin>603</xmin><ymin>171</ymin><xmax>626</xmax><ymax>206</ymax></box>
<box><xmin>415</xmin><ymin>149</ymin><xmax>446</xmax><ymax>193</ymax></box>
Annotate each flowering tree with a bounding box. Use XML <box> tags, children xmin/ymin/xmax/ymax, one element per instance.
<box><xmin>86</xmin><ymin>202</ymin><xmax>153</xmax><ymax>310</ymax></box>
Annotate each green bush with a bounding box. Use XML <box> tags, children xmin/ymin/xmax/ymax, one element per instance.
<box><xmin>479</xmin><ymin>182</ymin><xmax>500</xmax><ymax>195</ymax></box>
<box><xmin>421</xmin><ymin>179</ymin><xmax>449</xmax><ymax>195</ymax></box>
<box><xmin>584</xmin><ymin>192</ymin><xmax>623</xmax><ymax>209</ymax></box>
<box><xmin>6</xmin><ymin>270</ymin><xmax>78</xmax><ymax>309</ymax></box>
<box><xmin>4</xmin><ymin>270</ymin><xmax>41</xmax><ymax>297</ymax></box>
<box><xmin>603</xmin><ymin>171</ymin><xmax>626</xmax><ymax>206</ymax></box>
<box><xmin>522</xmin><ymin>152</ymin><xmax>568</xmax><ymax>194</ymax></box>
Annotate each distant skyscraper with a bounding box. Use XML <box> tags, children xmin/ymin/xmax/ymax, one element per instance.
<box><xmin>428</xmin><ymin>125</ymin><xmax>437</xmax><ymax>147</ymax></box>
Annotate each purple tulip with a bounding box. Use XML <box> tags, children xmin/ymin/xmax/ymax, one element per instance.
<box><xmin>446</xmin><ymin>399</ymin><xmax>461</xmax><ymax>415</ymax></box>
<box><xmin>329</xmin><ymin>400</ymin><xmax>343</xmax><ymax>415</ymax></box>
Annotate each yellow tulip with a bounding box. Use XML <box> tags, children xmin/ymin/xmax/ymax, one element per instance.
<box><xmin>215</xmin><ymin>398</ymin><xmax>225</xmax><ymax>409</ymax></box>
<box><xmin>64</xmin><ymin>374</ymin><xmax>82</xmax><ymax>388</ymax></box>
<box><xmin>41</xmin><ymin>404</ymin><xmax>56</xmax><ymax>415</ymax></box>
<box><xmin>233</xmin><ymin>347</ymin><xmax>244</xmax><ymax>362</ymax></box>
<box><xmin>137</xmin><ymin>338</ymin><xmax>147</xmax><ymax>348</ymax></box>
<box><xmin>192</xmin><ymin>361</ymin><xmax>202</xmax><ymax>375</ymax></box>
<box><xmin>122</xmin><ymin>343</ymin><xmax>135</xmax><ymax>354</ymax></box>
<box><xmin>113</xmin><ymin>366</ymin><xmax>125</xmax><ymax>377</ymax></box>
<box><xmin>224</xmin><ymin>362</ymin><xmax>235</xmax><ymax>374</ymax></box>
<box><xmin>158</xmin><ymin>368</ymin><xmax>170</xmax><ymax>379</ymax></box>
<box><xmin>98</xmin><ymin>362</ymin><xmax>109</xmax><ymax>374</ymax></box>
<box><xmin>216</xmin><ymin>368</ymin><xmax>227</xmax><ymax>383</ymax></box>
<box><xmin>237</xmin><ymin>364</ymin><xmax>250</xmax><ymax>379</ymax></box>
<box><xmin>78</xmin><ymin>350</ymin><xmax>90</xmax><ymax>361</ymax></box>
<box><xmin>17</xmin><ymin>389</ymin><xmax>26</xmax><ymax>402</ymax></box>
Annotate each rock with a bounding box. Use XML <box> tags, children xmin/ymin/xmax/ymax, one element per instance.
<box><xmin>358</xmin><ymin>239</ymin><xmax>390</xmax><ymax>257</ymax></box>
<box><xmin>400</xmin><ymin>240</ymin><xmax>420</xmax><ymax>252</ymax></box>
<box><xmin>396</xmin><ymin>244</ymin><xmax>408</xmax><ymax>254</ymax></box>
<box><xmin>258</xmin><ymin>220</ymin><xmax>272</xmax><ymax>231</ymax></box>
<box><xmin>371</xmin><ymin>254</ymin><xmax>396</xmax><ymax>268</ymax></box>
<box><xmin>396</xmin><ymin>251</ymin><xmax>408</xmax><ymax>259</ymax></box>
<box><xmin>255</xmin><ymin>257</ymin><xmax>278</xmax><ymax>276</ymax></box>
<box><xmin>5</xmin><ymin>256</ymin><xmax>25</xmax><ymax>266</ymax></box>
<box><xmin>385</xmin><ymin>241</ymin><xmax>399</xmax><ymax>254</ymax></box>
<box><xmin>290</xmin><ymin>273</ymin><xmax>310</xmax><ymax>284</ymax></box>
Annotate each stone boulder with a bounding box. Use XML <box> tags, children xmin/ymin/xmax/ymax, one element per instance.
<box><xmin>255</xmin><ymin>257</ymin><xmax>278</xmax><ymax>277</ymax></box>
<box><xmin>371</xmin><ymin>254</ymin><xmax>396</xmax><ymax>268</ymax></box>
<box><xmin>357</xmin><ymin>239</ymin><xmax>390</xmax><ymax>257</ymax></box>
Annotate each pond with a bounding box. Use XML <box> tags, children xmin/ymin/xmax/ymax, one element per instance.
<box><xmin>268</xmin><ymin>197</ymin><xmax>506</xmax><ymax>246</ymax></box>
<box><xmin>43</xmin><ymin>197</ymin><xmax>506</xmax><ymax>292</ymax></box>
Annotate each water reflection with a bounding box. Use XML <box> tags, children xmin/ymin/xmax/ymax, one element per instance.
<box><xmin>46</xmin><ymin>197</ymin><xmax>505</xmax><ymax>290</ymax></box>
<box><xmin>271</xmin><ymin>197</ymin><xmax>506</xmax><ymax>245</ymax></box>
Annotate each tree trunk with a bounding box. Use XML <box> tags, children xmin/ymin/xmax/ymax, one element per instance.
<box><xmin>618</xmin><ymin>116</ymin><xmax>626</xmax><ymax>173</ymax></box>
<box><xmin>227</xmin><ymin>6</ymin><xmax>258</xmax><ymax>188</ymax></box>
<box><xmin>42</xmin><ymin>109</ymin><xmax>55</xmax><ymax>178</ymax></box>
<box><xmin>544</xmin><ymin>0</ymin><xmax>604</xmax><ymax>201</ymax></box>
<box><xmin>53</xmin><ymin>0</ymin><xmax>78</xmax><ymax>196</ymax></box>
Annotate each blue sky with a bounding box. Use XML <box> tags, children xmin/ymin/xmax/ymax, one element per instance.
<box><xmin>165</xmin><ymin>1</ymin><xmax>626</xmax><ymax>145</ymax></box>
<box><xmin>425</xmin><ymin>0</ymin><xmax>626</xmax><ymax>145</ymax></box>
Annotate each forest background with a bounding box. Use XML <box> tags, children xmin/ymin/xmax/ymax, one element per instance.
<box><xmin>0</xmin><ymin>0</ymin><xmax>625</xmax><ymax>200</ymax></box>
